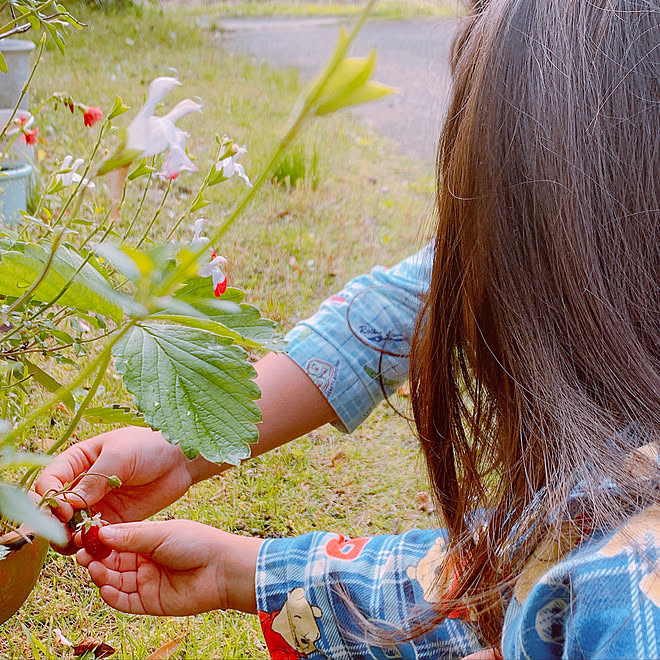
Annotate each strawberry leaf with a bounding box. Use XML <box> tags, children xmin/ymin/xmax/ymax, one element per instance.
<box><xmin>113</xmin><ymin>323</ymin><xmax>261</xmax><ymax>465</ymax></box>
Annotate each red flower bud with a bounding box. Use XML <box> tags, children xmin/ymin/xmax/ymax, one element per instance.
<box><xmin>82</xmin><ymin>106</ymin><xmax>103</xmax><ymax>127</ymax></box>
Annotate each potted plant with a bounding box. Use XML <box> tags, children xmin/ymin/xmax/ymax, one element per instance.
<box><xmin>0</xmin><ymin>0</ymin><xmax>389</xmax><ymax>626</ymax></box>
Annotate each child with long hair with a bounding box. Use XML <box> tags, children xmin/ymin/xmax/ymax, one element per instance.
<box><xmin>68</xmin><ymin>0</ymin><xmax>659</xmax><ymax>657</ymax></box>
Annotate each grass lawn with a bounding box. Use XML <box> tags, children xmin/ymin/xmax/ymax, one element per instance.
<box><xmin>0</xmin><ymin>1</ymin><xmax>439</xmax><ymax>657</ymax></box>
<box><xmin>165</xmin><ymin>0</ymin><xmax>458</xmax><ymax>20</ymax></box>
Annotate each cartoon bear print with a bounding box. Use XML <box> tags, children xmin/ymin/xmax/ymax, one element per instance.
<box><xmin>406</xmin><ymin>537</ymin><xmax>472</xmax><ymax>620</ymax></box>
<box><xmin>259</xmin><ymin>587</ymin><xmax>324</xmax><ymax>659</ymax></box>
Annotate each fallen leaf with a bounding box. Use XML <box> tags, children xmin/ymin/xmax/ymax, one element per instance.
<box><xmin>331</xmin><ymin>451</ymin><xmax>347</xmax><ymax>467</ymax></box>
<box><xmin>288</xmin><ymin>255</ymin><xmax>303</xmax><ymax>274</ymax></box>
<box><xmin>146</xmin><ymin>637</ymin><xmax>182</xmax><ymax>659</ymax></box>
<box><xmin>415</xmin><ymin>491</ymin><xmax>435</xmax><ymax>513</ymax></box>
<box><xmin>73</xmin><ymin>637</ymin><xmax>116</xmax><ymax>658</ymax></box>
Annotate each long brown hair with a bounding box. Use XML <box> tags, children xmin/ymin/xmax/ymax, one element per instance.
<box><xmin>410</xmin><ymin>0</ymin><xmax>659</xmax><ymax>646</ymax></box>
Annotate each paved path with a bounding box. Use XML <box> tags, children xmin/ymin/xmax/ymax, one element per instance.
<box><xmin>216</xmin><ymin>16</ymin><xmax>459</xmax><ymax>163</ymax></box>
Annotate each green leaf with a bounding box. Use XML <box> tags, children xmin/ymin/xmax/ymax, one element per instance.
<box><xmin>150</xmin><ymin>313</ymin><xmax>262</xmax><ymax>349</ymax></box>
<box><xmin>0</xmin><ymin>485</ymin><xmax>66</xmax><ymax>544</ymax></box>
<box><xmin>315</xmin><ymin>80</ymin><xmax>394</xmax><ymax>116</ymax></box>
<box><xmin>82</xmin><ymin>404</ymin><xmax>147</xmax><ymax>427</ymax></box>
<box><xmin>189</xmin><ymin>191</ymin><xmax>210</xmax><ymax>213</ymax></box>
<box><xmin>174</xmin><ymin>278</ymin><xmax>285</xmax><ymax>351</ymax></box>
<box><xmin>313</xmin><ymin>51</ymin><xmax>394</xmax><ymax>116</ymax></box>
<box><xmin>127</xmin><ymin>158</ymin><xmax>155</xmax><ymax>181</ymax></box>
<box><xmin>107</xmin><ymin>95</ymin><xmax>130</xmax><ymax>121</ymax></box>
<box><xmin>0</xmin><ymin>243</ymin><xmax>123</xmax><ymax>322</ymax></box>
<box><xmin>23</xmin><ymin>358</ymin><xmax>75</xmax><ymax>412</ymax></box>
<box><xmin>113</xmin><ymin>323</ymin><xmax>261</xmax><ymax>465</ymax></box>
<box><xmin>0</xmin><ymin>448</ymin><xmax>52</xmax><ymax>470</ymax></box>
<box><xmin>0</xmin><ymin>52</ymin><xmax>7</xmax><ymax>74</ymax></box>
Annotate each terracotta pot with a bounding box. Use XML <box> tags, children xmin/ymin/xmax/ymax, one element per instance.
<box><xmin>0</xmin><ymin>528</ymin><xmax>49</xmax><ymax>625</ymax></box>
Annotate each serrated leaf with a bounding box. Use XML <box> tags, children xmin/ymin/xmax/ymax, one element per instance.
<box><xmin>0</xmin><ymin>52</ymin><xmax>7</xmax><ymax>74</ymax></box>
<box><xmin>174</xmin><ymin>278</ymin><xmax>285</xmax><ymax>351</ymax></box>
<box><xmin>113</xmin><ymin>323</ymin><xmax>261</xmax><ymax>465</ymax></box>
<box><xmin>0</xmin><ymin>485</ymin><xmax>66</xmax><ymax>544</ymax></box>
<box><xmin>151</xmin><ymin>313</ymin><xmax>262</xmax><ymax>349</ymax></box>
<box><xmin>82</xmin><ymin>404</ymin><xmax>147</xmax><ymax>427</ymax></box>
<box><xmin>0</xmin><ymin>243</ymin><xmax>123</xmax><ymax>321</ymax></box>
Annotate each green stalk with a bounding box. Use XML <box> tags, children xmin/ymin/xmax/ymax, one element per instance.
<box><xmin>0</xmin><ymin>35</ymin><xmax>45</xmax><ymax>148</ymax></box>
<box><xmin>0</xmin><ymin>230</ymin><xmax>64</xmax><ymax>322</ymax></box>
<box><xmin>122</xmin><ymin>164</ymin><xmax>154</xmax><ymax>241</ymax></box>
<box><xmin>135</xmin><ymin>179</ymin><xmax>172</xmax><ymax>249</ymax></box>
<box><xmin>156</xmin><ymin>0</ymin><xmax>376</xmax><ymax>296</ymax></box>
<box><xmin>21</xmin><ymin>343</ymin><xmax>114</xmax><ymax>490</ymax></box>
<box><xmin>3</xmin><ymin>322</ymin><xmax>132</xmax><ymax>450</ymax></box>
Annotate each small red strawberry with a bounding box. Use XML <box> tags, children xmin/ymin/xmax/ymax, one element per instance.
<box><xmin>76</xmin><ymin>510</ymin><xmax>111</xmax><ymax>560</ymax></box>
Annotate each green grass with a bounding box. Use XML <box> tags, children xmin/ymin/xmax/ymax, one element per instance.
<box><xmin>170</xmin><ymin>0</ymin><xmax>459</xmax><ymax>21</ymax></box>
<box><xmin>0</xmin><ymin>2</ymin><xmax>438</xmax><ymax>657</ymax></box>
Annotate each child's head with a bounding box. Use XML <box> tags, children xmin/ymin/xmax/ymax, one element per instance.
<box><xmin>410</xmin><ymin>0</ymin><xmax>658</xmax><ymax>642</ymax></box>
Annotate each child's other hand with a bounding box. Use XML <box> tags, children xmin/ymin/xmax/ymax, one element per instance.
<box><xmin>76</xmin><ymin>520</ymin><xmax>262</xmax><ymax>616</ymax></box>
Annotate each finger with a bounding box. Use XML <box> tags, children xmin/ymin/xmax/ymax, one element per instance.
<box><xmin>98</xmin><ymin>585</ymin><xmax>148</xmax><ymax>615</ymax></box>
<box><xmin>50</xmin><ymin>529</ymin><xmax>78</xmax><ymax>556</ymax></box>
<box><xmin>99</xmin><ymin>521</ymin><xmax>173</xmax><ymax>557</ymax></box>
<box><xmin>35</xmin><ymin>440</ymin><xmax>102</xmax><ymax>520</ymax></box>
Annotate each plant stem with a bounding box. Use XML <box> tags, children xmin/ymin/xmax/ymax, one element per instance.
<box><xmin>3</xmin><ymin>322</ymin><xmax>132</xmax><ymax>451</ymax></box>
<box><xmin>0</xmin><ymin>35</ymin><xmax>45</xmax><ymax>148</ymax></box>
<box><xmin>0</xmin><ymin>230</ymin><xmax>64</xmax><ymax>322</ymax></box>
<box><xmin>156</xmin><ymin>0</ymin><xmax>376</xmax><ymax>296</ymax></box>
<box><xmin>135</xmin><ymin>179</ymin><xmax>172</xmax><ymax>249</ymax></box>
<box><xmin>22</xmin><ymin>345</ymin><xmax>114</xmax><ymax>491</ymax></box>
<box><xmin>122</xmin><ymin>164</ymin><xmax>154</xmax><ymax>241</ymax></box>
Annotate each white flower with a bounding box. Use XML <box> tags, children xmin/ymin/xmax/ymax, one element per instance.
<box><xmin>126</xmin><ymin>77</ymin><xmax>202</xmax><ymax>179</ymax></box>
<box><xmin>192</xmin><ymin>217</ymin><xmax>210</xmax><ymax>246</ymax></box>
<box><xmin>56</xmin><ymin>155</ymin><xmax>95</xmax><ymax>189</ymax></box>
<box><xmin>215</xmin><ymin>145</ymin><xmax>251</xmax><ymax>186</ymax></box>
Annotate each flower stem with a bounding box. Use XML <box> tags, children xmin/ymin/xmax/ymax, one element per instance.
<box><xmin>135</xmin><ymin>179</ymin><xmax>172</xmax><ymax>249</ymax></box>
<box><xmin>21</xmin><ymin>344</ymin><xmax>116</xmax><ymax>491</ymax></box>
<box><xmin>3</xmin><ymin>323</ymin><xmax>132</xmax><ymax>451</ymax></box>
<box><xmin>156</xmin><ymin>0</ymin><xmax>376</xmax><ymax>296</ymax></box>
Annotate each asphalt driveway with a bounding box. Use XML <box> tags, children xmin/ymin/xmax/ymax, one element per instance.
<box><xmin>216</xmin><ymin>16</ymin><xmax>460</xmax><ymax>164</ymax></box>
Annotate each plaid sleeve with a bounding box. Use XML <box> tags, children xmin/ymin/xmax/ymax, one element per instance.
<box><xmin>285</xmin><ymin>245</ymin><xmax>431</xmax><ymax>433</ymax></box>
<box><xmin>255</xmin><ymin>529</ymin><xmax>483</xmax><ymax>660</ymax></box>
<box><xmin>502</xmin><ymin>505</ymin><xmax>660</xmax><ymax>660</ymax></box>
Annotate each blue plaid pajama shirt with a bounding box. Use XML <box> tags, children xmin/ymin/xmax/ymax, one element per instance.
<box><xmin>258</xmin><ymin>249</ymin><xmax>659</xmax><ymax>658</ymax></box>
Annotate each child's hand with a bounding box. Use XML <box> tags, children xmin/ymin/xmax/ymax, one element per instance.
<box><xmin>36</xmin><ymin>427</ymin><xmax>222</xmax><ymax>527</ymax></box>
<box><xmin>76</xmin><ymin>520</ymin><xmax>262</xmax><ymax>616</ymax></box>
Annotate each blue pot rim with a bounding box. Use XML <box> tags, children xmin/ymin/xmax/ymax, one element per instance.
<box><xmin>0</xmin><ymin>162</ymin><xmax>32</xmax><ymax>179</ymax></box>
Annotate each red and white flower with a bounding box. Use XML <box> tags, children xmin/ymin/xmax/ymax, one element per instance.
<box><xmin>192</xmin><ymin>218</ymin><xmax>228</xmax><ymax>297</ymax></box>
